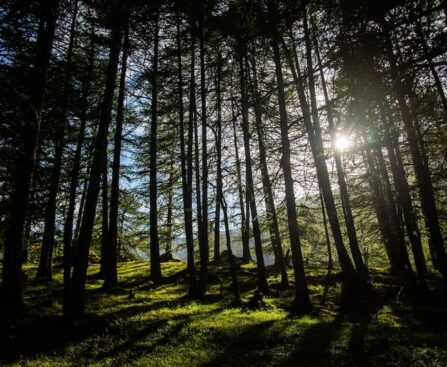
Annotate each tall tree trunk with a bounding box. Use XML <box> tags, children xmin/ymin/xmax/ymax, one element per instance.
<box><xmin>282</xmin><ymin>29</ymin><xmax>357</xmax><ymax>287</ymax></box>
<box><xmin>36</xmin><ymin>0</ymin><xmax>78</xmax><ymax>280</ymax></box>
<box><xmin>360</xmin><ymin>119</ymin><xmax>409</xmax><ymax>275</ymax></box>
<box><xmin>198</xmin><ymin>13</ymin><xmax>209</xmax><ymax>296</ymax></box>
<box><xmin>104</xmin><ymin>21</ymin><xmax>130</xmax><ymax>290</ymax></box>
<box><xmin>368</xmin><ymin>119</ymin><xmax>415</xmax><ymax>280</ymax></box>
<box><xmin>303</xmin><ymin>11</ymin><xmax>364</xmax><ymax>282</ymax></box>
<box><xmin>231</xmin><ymin>96</ymin><xmax>251</xmax><ymax>263</ymax></box>
<box><xmin>99</xmin><ymin>150</ymin><xmax>109</xmax><ymax>276</ymax></box>
<box><xmin>165</xmin><ymin>164</ymin><xmax>174</xmax><ymax>259</ymax></box>
<box><xmin>71</xmin><ymin>0</ymin><xmax>129</xmax><ymax>317</ymax></box>
<box><xmin>381</xmin><ymin>19</ymin><xmax>447</xmax><ymax>286</ymax></box>
<box><xmin>248</xmin><ymin>55</ymin><xmax>288</xmax><ymax>288</ymax></box>
<box><xmin>221</xmin><ymin>193</ymin><xmax>241</xmax><ymax>303</ymax></box>
<box><xmin>238</xmin><ymin>54</ymin><xmax>269</xmax><ymax>294</ymax></box>
<box><xmin>319</xmin><ymin>188</ymin><xmax>333</xmax><ymax>270</ymax></box>
<box><xmin>183</xmin><ymin>15</ymin><xmax>197</xmax><ymax>294</ymax></box>
<box><xmin>63</xmin><ymin>22</ymin><xmax>95</xmax><ymax>319</ymax></box>
<box><xmin>213</xmin><ymin>52</ymin><xmax>223</xmax><ymax>264</ymax></box>
<box><xmin>194</xmin><ymin>92</ymin><xmax>202</xmax><ymax>262</ymax></box>
<box><xmin>267</xmin><ymin>1</ymin><xmax>310</xmax><ymax>310</ymax></box>
<box><xmin>2</xmin><ymin>0</ymin><xmax>59</xmax><ymax>311</ymax></box>
<box><xmin>380</xmin><ymin>103</ymin><xmax>427</xmax><ymax>286</ymax></box>
<box><xmin>149</xmin><ymin>10</ymin><xmax>162</xmax><ymax>282</ymax></box>
<box><xmin>310</xmin><ymin>16</ymin><xmax>365</xmax><ymax>277</ymax></box>
<box><xmin>73</xmin><ymin>163</ymin><xmax>90</xmax><ymax>245</ymax></box>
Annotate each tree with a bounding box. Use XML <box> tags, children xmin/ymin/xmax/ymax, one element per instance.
<box><xmin>2</xmin><ymin>0</ymin><xmax>60</xmax><ymax>311</ymax></box>
<box><xmin>70</xmin><ymin>0</ymin><xmax>130</xmax><ymax>317</ymax></box>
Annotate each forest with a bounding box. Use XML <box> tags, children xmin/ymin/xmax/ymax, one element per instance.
<box><xmin>1</xmin><ymin>0</ymin><xmax>447</xmax><ymax>365</ymax></box>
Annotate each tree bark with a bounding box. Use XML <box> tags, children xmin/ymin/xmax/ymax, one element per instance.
<box><xmin>248</xmin><ymin>55</ymin><xmax>288</xmax><ymax>288</ymax></box>
<box><xmin>70</xmin><ymin>0</ymin><xmax>129</xmax><ymax>317</ymax></box>
<box><xmin>198</xmin><ymin>12</ymin><xmax>209</xmax><ymax>296</ymax></box>
<box><xmin>149</xmin><ymin>9</ymin><xmax>162</xmax><ymax>282</ymax></box>
<box><xmin>63</xmin><ymin>17</ymin><xmax>95</xmax><ymax>319</ymax></box>
<box><xmin>282</xmin><ymin>29</ymin><xmax>357</xmax><ymax>287</ymax></box>
<box><xmin>381</xmin><ymin>19</ymin><xmax>447</xmax><ymax>286</ymax></box>
<box><xmin>2</xmin><ymin>0</ymin><xmax>59</xmax><ymax>311</ymax></box>
<box><xmin>213</xmin><ymin>52</ymin><xmax>223</xmax><ymax>264</ymax></box>
<box><xmin>231</xmin><ymin>97</ymin><xmax>252</xmax><ymax>263</ymax></box>
<box><xmin>104</xmin><ymin>20</ymin><xmax>130</xmax><ymax>290</ymax></box>
<box><xmin>238</xmin><ymin>54</ymin><xmax>269</xmax><ymax>294</ymax></box>
<box><xmin>268</xmin><ymin>2</ymin><xmax>310</xmax><ymax>310</ymax></box>
<box><xmin>99</xmin><ymin>148</ymin><xmax>109</xmax><ymax>276</ymax></box>
<box><xmin>37</xmin><ymin>0</ymin><xmax>78</xmax><ymax>280</ymax></box>
<box><xmin>310</xmin><ymin>16</ymin><xmax>366</xmax><ymax>277</ymax></box>
<box><xmin>380</xmin><ymin>103</ymin><xmax>427</xmax><ymax>286</ymax></box>
<box><xmin>184</xmin><ymin>15</ymin><xmax>197</xmax><ymax>294</ymax></box>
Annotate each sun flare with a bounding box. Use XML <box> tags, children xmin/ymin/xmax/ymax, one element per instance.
<box><xmin>334</xmin><ymin>134</ymin><xmax>351</xmax><ymax>152</ymax></box>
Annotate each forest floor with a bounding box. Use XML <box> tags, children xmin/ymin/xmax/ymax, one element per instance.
<box><xmin>1</xmin><ymin>259</ymin><xmax>447</xmax><ymax>366</ymax></box>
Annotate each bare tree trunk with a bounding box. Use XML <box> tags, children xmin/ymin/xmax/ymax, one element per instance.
<box><xmin>63</xmin><ymin>21</ymin><xmax>95</xmax><ymax>319</ymax></box>
<box><xmin>184</xmin><ymin>15</ymin><xmax>197</xmax><ymax>294</ymax></box>
<box><xmin>165</xmin><ymin>164</ymin><xmax>174</xmax><ymax>260</ymax></box>
<box><xmin>238</xmin><ymin>54</ymin><xmax>269</xmax><ymax>294</ymax></box>
<box><xmin>2</xmin><ymin>0</ymin><xmax>59</xmax><ymax>311</ymax></box>
<box><xmin>381</xmin><ymin>19</ymin><xmax>447</xmax><ymax>286</ymax></box>
<box><xmin>310</xmin><ymin>16</ymin><xmax>366</xmax><ymax>277</ymax></box>
<box><xmin>230</xmin><ymin>96</ymin><xmax>251</xmax><ymax>263</ymax></box>
<box><xmin>221</xmin><ymin>193</ymin><xmax>241</xmax><ymax>303</ymax></box>
<box><xmin>268</xmin><ymin>2</ymin><xmax>310</xmax><ymax>310</ymax></box>
<box><xmin>37</xmin><ymin>0</ymin><xmax>78</xmax><ymax>280</ymax></box>
<box><xmin>104</xmin><ymin>20</ymin><xmax>130</xmax><ymax>290</ymax></box>
<box><xmin>149</xmin><ymin>9</ymin><xmax>162</xmax><ymax>282</ymax></box>
<box><xmin>213</xmin><ymin>52</ymin><xmax>223</xmax><ymax>264</ymax></box>
<box><xmin>99</xmin><ymin>150</ymin><xmax>109</xmax><ymax>276</ymax></box>
<box><xmin>71</xmin><ymin>0</ymin><xmax>129</xmax><ymax>317</ymax></box>
<box><xmin>198</xmin><ymin>12</ymin><xmax>209</xmax><ymax>296</ymax></box>
<box><xmin>248</xmin><ymin>55</ymin><xmax>288</xmax><ymax>288</ymax></box>
<box><xmin>319</xmin><ymin>189</ymin><xmax>333</xmax><ymax>270</ymax></box>
<box><xmin>282</xmin><ymin>30</ymin><xmax>357</xmax><ymax>287</ymax></box>
<box><xmin>381</xmin><ymin>103</ymin><xmax>427</xmax><ymax>286</ymax></box>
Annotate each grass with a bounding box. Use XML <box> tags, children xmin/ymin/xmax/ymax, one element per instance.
<box><xmin>1</xmin><ymin>260</ymin><xmax>447</xmax><ymax>366</ymax></box>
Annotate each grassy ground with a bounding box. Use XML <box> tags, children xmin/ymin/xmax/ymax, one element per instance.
<box><xmin>1</xmin><ymin>260</ymin><xmax>447</xmax><ymax>366</ymax></box>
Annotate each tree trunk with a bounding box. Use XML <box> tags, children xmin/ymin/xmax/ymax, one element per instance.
<box><xmin>381</xmin><ymin>19</ymin><xmax>447</xmax><ymax>286</ymax></box>
<box><xmin>268</xmin><ymin>2</ymin><xmax>310</xmax><ymax>310</ymax></box>
<box><xmin>319</xmin><ymin>189</ymin><xmax>333</xmax><ymax>270</ymax></box>
<box><xmin>231</xmin><ymin>96</ymin><xmax>251</xmax><ymax>263</ymax></box>
<box><xmin>165</xmin><ymin>165</ymin><xmax>174</xmax><ymax>259</ymax></box>
<box><xmin>310</xmin><ymin>16</ymin><xmax>366</xmax><ymax>277</ymax></box>
<box><xmin>184</xmin><ymin>15</ymin><xmax>197</xmax><ymax>294</ymax></box>
<box><xmin>221</xmin><ymin>193</ymin><xmax>241</xmax><ymax>303</ymax></box>
<box><xmin>238</xmin><ymin>54</ymin><xmax>269</xmax><ymax>294</ymax></box>
<box><xmin>70</xmin><ymin>0</ymin><xmax>129</xmax><ymax>317</ymax></box>
<box><xmin>2</xmin><ymin>0</ymin><xmax>59</xmax><ymax>311</ymax></box>
<box><xmin>198</xmin><ymin>13</ymin><xmax>209</xmax><ymax>296</ymax></box>
<box><xmin>63</xmin><ymin>22</ymin><xmax>95</xmax><ymax>319</ymax></box>
<box><xmin>213</xmin><ymin>52</ymin><xmax>223</xmax><ymax>264</ymax></box>
<box><xmin>36</xmin><ymin>0</ymin><xmax>78</xmax><ymax>280</ymax></box>
<box><xmin>368</xmin><ymin>120</ymin><xmax>415</xmax><ymax>280</ymax></box>
<box><xmin>248</xmin><ymin>55</ymin><xmax>288</xmax><ymax>288</ymax></box>
<box><xmin>149</xmin><ymin>9</ymin><xmax>162</xmax><ymax>282</ymax></box>
<box><xmin>381</xmin><ymin>103</ymin><xmax>427</xmax><ymax>286</ymax></box>
<box><xmin>104</xmin><ymin>20</ymin><xmax>130</xmax><ymax>290</ymax></box>
<box><xmin>282</xmin><ymin>27</ymin><xmax>357</xmax><ymax>287</ymax></box>
<box><xmin>99</xmin><ymin>149</ymin><xmax>109</xmax><ymax>276</ymax></box>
